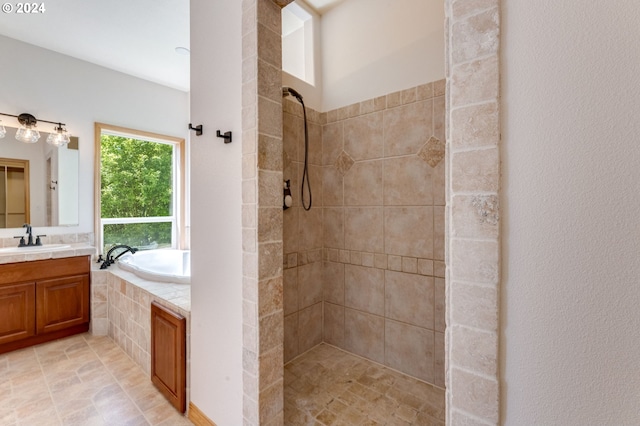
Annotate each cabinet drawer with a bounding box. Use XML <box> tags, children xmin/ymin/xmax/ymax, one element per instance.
<box><xmin>36</xmin><ymin>275</ymin><xmax>89</xmax><ymax>334</ymax></box>
<box><xmin>0</xmin><ymin>283</ymin><xmax>36</xmax><ymax>345</ymax></box>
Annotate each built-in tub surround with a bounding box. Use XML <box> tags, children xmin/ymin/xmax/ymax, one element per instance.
<box><xmin>91</xmin><ymin>266</ymin><xmax>190</xmax><ymax>368</ymax></box>
<box><xmin>283</xmin><ymin>80</ymin><xmax>446</xmax><ymax>388</ymax></box>
<box><xmin>91</xmin><ymin>264</ymin><xmax>191</xmax><ymax>412</ymax></box>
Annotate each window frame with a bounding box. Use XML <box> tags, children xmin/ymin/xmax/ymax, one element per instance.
<box><xmin>94</xmin><ymin>123</ymin><xmax>186</xmax><ymax>252</ymax></box>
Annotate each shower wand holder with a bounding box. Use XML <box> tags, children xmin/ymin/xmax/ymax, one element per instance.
<box><xmin>283</xmin><ymin>180</ymin><xmax>292</xmax><ymax>210</ymax></box>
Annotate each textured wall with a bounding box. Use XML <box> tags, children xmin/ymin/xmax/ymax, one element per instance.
<box><xmin>190</xmin><ymin>0</ymin><xmax>244</xmax><ymax>423</ymax></box>
<box><xmin>241</xmin><ymin>0</ymin><xmax>286</xmax><ymax>424</ymax></box>
<box><xmin>502</xmin><ymin>1</ymin><xmax>640</xmax><ymax>424</ymax></box>
<box><xmin>445</xmin><ymin>0</ymin><xmax>501</xmax><ymax>423</ymax></box>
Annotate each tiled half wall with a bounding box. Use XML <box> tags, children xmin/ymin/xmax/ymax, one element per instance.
<box><xmin>283</xmin><ymin>80</ymin><xmax>446</xmax><ymax>388</ymax></box>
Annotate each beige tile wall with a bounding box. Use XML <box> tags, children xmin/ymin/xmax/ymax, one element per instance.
<box><xmin>90</xmin><ymin>269</ymin><xmax>109</xmax><ymax>336</ymax></box>
<box><xmin>242</xmin><ymin>0</ymin><xmax>288</xmax><ymax>424</ymax></box>
<box><xmin>446</xmin><ymin>0</ymin><xmax>501</xmax><ymax>423</ymax></box>
<box><xmin>0</xmin><ymin>232</ymin><xmax>94</xmax><ymax>248</ymax></box>
<box><xmin>320</xmin><ymin>81</ymin><xmax>446</xmax><ymax>387</ymax></box>
<box><xmin>282</xmin><ymin>98</ymin><xmax>324</xmax><ymax>363</ymax></box>
<box><xmin>282</xmin><ymin>82</ymin><xmax>446</xmax><ymax>388</ymax></box>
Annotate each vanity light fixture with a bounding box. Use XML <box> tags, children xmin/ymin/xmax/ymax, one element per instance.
<box><xmin>0</xmin><ymin>112</ymin><xmax>71</xmax><ymax>146</ymax></box>
<box><xmin>0</xmin><ymin>120</ymin><xmax>5</xmax><ymax>138</ymax></box>
<box><xmin>15</xmin><ymin>113</ymin><xmax>40</xmax><ymax>143</ymax></box>
<box><xmin>46</xmin><ymin>123</ymin><xmax>71</xmax><ymax>147</ymax></box>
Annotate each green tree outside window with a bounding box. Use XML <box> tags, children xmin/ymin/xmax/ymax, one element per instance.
<box><xmin>100</xmin><ymin>135</ymin><xmax>174</xmax><ymax>250</ymax></box>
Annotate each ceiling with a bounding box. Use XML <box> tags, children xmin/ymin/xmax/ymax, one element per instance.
<box><xmin>303</xmin><ymin>0</ymin><xmax>344</xmax><ymax>15</ymax></box>
<box><xmin>0</xmin><ymin>0</ymin><xmax>190</xmax><ymax>91</ymax></box>
<box><xmin>0</xmin><ymin>0</ymin><xmax>343</xmax><ymax>92</ymax></box>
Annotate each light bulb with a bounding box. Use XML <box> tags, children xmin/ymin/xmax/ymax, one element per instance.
<box><xmin>15</xmin><ymin>126</ymin><xmax>40</xmax><ymax>143</ymax></box>
<box><xmin>46</xmin><ymin>124</ymin><xmax>70</xmax><ymax>147</ymax></box>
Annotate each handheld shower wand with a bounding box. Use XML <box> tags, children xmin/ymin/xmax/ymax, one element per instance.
<box><xmin>282</xmin><ymin>87</ymin><xmax>303</xmax><ymax>102</ymax></box>
<box><xmin>282</xmin><ymin>87</ymin><xmax>312</xmax><ymax>211</ymax></box>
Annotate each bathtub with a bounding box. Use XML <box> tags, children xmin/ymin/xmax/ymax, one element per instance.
<box><xmin>117</xmin><ymin>249</ymin><xmax>190</xmax><ymax>284</ymax></box>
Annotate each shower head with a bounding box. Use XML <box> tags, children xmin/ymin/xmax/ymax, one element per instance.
<box><xmin>282</xmin><ymin>87</ymin><xmax>303</xmax><ymax>102</ymax></box>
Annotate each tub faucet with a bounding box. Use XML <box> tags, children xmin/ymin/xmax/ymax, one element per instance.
<box><xmin>100</xmin><ymin>244</ymin><xmax>138</xmax><ymax>269</ymax></box>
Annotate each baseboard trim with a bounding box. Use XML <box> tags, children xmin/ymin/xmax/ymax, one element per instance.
<box><xmin>188</xmin><ymin>402</ymin><xmax>216</xmax><ymax>426</ymax></box>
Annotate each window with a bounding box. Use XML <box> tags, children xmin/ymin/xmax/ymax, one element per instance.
<box><xmin>95</xmin><ymin>123</ymin><xmax>185</xmax><ymax>253</ymax></box>
<box><xmin>282</xmin><ymin>1</ymin><xmax>315</xmax><ymax>85</ymax></box>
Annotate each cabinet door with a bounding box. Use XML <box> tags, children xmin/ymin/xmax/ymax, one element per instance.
<box><xmin>151</xmin><ymin>302</ymin><xmax>186</xmax><ymax>413</ymax></box>
<box><xmin>36</xmin><ymin>275</ymin><xmax>89</xmax><ymax>334</ymax></box>
<box><xmin>0</xmin><ymin>283</ymin><xmax>35</xmax><ymax>345</ymax></box>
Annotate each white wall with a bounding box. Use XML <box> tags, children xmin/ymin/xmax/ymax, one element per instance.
<box><xmin>189</xmin><ymin>0</ymin><xmax>243</xmax><ymax>424</ymax></box>
<box><xmin>321</xmin><ymin>0</ymin><xmax>444</xmax><ymax>111</ymax></box>
<box><xmin>502</xmin><ymin>1</ymin><xmax>640</xmax><ymax>424</ymax></box>
<box><xmin>282</xmin><ymin>0</ymin><xmax>323</xmax><ymax>111</ymax></box>
<box><xmin>0</xmin><ymin>35</ymin><xmax>188</xmax><ymax>237</ymax></box>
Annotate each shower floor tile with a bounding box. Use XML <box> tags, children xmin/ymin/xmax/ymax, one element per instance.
<box><xmin>0</xmin><ymin>333</ymin><xmax>192</xmax><ymax>426</ymax></box>
<box><xmin>284</xmin><ymin>343</ymin><xmax>445</xmax><ymax>426</ymax></box>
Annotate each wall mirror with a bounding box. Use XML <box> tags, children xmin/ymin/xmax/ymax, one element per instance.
<box><xmin>0</xmin><ymin>126</ymin><xmax>79</xmax><ymax>228</ymax></box>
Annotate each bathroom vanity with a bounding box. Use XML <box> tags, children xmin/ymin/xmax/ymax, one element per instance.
<box><xmin>0</xmin><ymin>255</ymin><xmax>90</xmax><ymax>354</ymax></box>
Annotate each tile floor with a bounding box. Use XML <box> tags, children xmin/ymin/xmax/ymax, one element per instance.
<box><xmin>285</xmin><ymin>344</ymin><xmax>445</xmax><ymax>425</ymax></box>
<box><xmin>0</xmin><ymin>333</ymin><xmax>192</xmax><ymax>426</ymax></box>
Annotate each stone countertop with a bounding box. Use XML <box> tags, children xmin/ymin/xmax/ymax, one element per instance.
<box><xmin>0</xmin><ymin>243</ymin><xmax>96</xmax><ymax>265</ymax></box>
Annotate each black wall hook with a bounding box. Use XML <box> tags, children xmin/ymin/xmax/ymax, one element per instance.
<box><xmin>188</xmin><ymin>123</ymin><xmax>203</xmax><ymax>136</ymax></box>
<box><xmin>216</xmin><ymin>130</ymin><xmax>232</xmax><ymax>143</ymax></box>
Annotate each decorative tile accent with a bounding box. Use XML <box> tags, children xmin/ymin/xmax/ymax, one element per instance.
<box><xmin>472</xmin><ymin>194</ymin><xmax>499</xmax><ymax>225</ymax></box>
<box><xmin>334</xmin><ymin>150</ymin><xmax>355</xmax><ymax>175</ymax></box>
<box><xmin>324</xmin><ymin>249</ymin><xmax>438</xmax><ymax>278</ymax></box>
<box><xmin>418</xmin><ymin>136</ymin><xmax>446</xmax><ymax>168</ymax></box>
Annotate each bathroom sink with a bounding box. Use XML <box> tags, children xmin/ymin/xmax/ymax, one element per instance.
<box><xmin>0</xmin><ymin>244</ymin><xmax>72</xmax><ymax>254</ymax></box>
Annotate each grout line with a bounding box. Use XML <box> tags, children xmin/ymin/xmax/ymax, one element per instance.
<box><xmin>82</xmin><ymin>334</ymin><xmax>150</xmax><ymax>424</ymax></box>
<box><xmin>33</xmin><ymin>346</ymin><xmax>64</xmax><ymax>425</ymax></box>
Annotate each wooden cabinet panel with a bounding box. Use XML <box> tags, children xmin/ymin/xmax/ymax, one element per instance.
<box><xmin>0</xmin><ymin>257</ymin><xmax>91</xmax><ymax>354</ymax></box>
<box><xmin>36</xmin><ymin>274</ymin><xmax>89</xmax><ymax>334</ymax></box>
<box><xmin>0</xmin><ymin>256</ymin><xmax>89</xmax><ymax>286</ymax></box>
<box><xmin>0</xmin><ymin>283</ymin><xmax>35</xmax><ymax>345</ymax></box>
<box><xmin>151</xmin><ymin>301</ymin><xmax>186</xmax><ymax>413</ymax></box>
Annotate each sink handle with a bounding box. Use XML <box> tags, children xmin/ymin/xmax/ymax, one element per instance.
<box><xmin>13</xmin><ymin>236</ymin><xmax>26</xmax><ymax>247</ymax></box>
<box><xmin>35</xmin><ymin>235</ymin><xmax>46</xmax><ymax>246</ymax></box>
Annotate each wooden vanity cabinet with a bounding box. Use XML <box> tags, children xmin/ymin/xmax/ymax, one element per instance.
<box><xmin>0</xmin><ymin>256</ymin><xmax>90</xmax><ymax>354</ymax></box>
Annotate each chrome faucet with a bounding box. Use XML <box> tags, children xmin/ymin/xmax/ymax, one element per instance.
<box><xmin>100</xmin><ymin>244</ymin><xmax>138</xmax><ymax>269</ymax></box>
